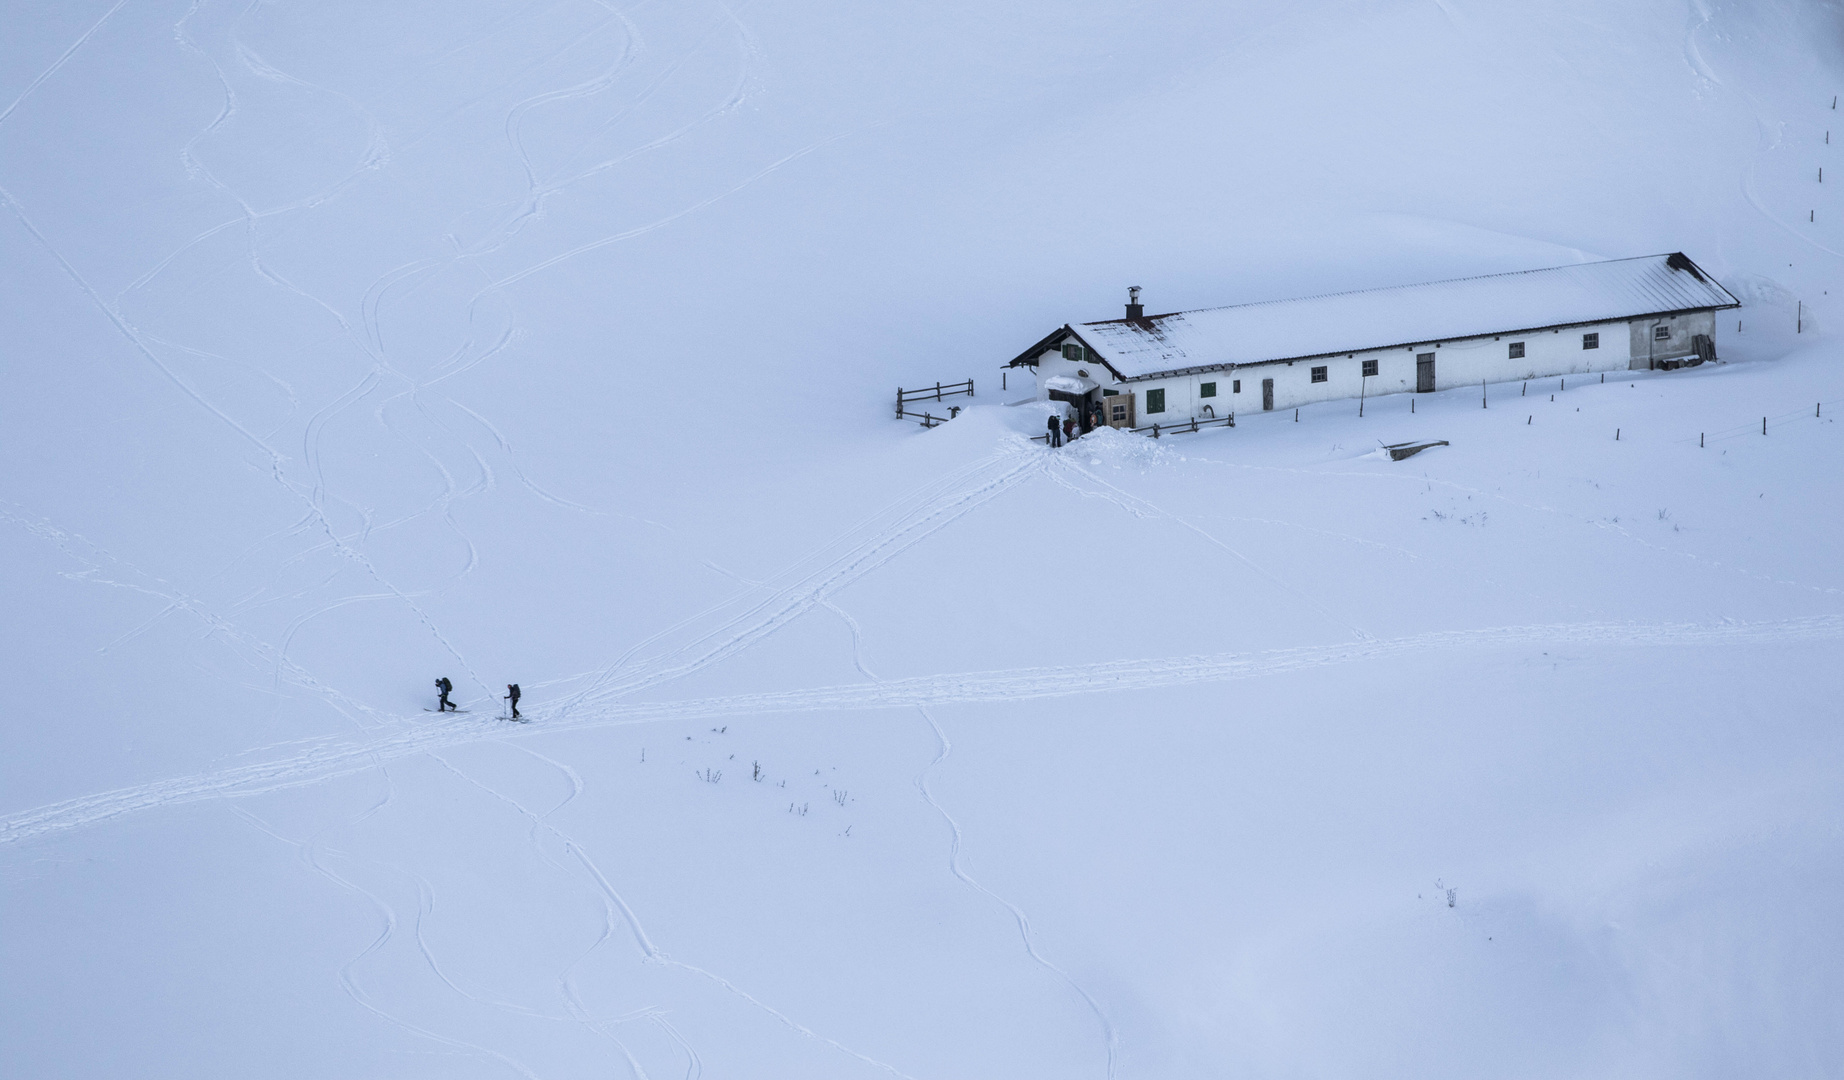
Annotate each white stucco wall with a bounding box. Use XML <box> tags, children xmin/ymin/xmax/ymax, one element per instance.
<box><xmin>1123</xmin><ymin>317</ymin><xmax>1644</xmax><ymax>421</ymax></box>
<box><xmin>1022</xmin><ymin>312</ymin><xmax>1723</xmax><ymax>428</ymax></box>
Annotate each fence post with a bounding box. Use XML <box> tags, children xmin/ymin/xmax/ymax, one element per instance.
<box><xmin>1153</xmin><ymin>423</ymin><xmax>1160</xmax><ymax>439</ymax></box>
<box><xmin>934</xmin><ymin>381</ymin><xmax>942</xmax><ymax>401</ymax></box>
<box><xmin>969</xmin><ymin>378</ymin><xmax>975</xmax><ymax>397</ymax></box>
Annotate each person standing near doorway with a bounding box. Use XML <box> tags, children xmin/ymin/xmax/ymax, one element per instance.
<box><xmin>1046</xmin><ymin>414</ymin><xmax>1062</xmax><ymax>447</ymax></box>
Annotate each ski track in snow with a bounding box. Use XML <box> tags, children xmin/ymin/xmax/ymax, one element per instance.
<box><xmin>7</xmin><ymin>613</ymin><xmax>1841</xmax><ymax>847</ymax></box>
<box><xmin>1047</xmin><ymin>454</ymin><xmax>1375</xmax><ymax>643</ymax></box>
<box><xmin>413</xmin><ymin>744</ymin><xmax>912</xmax><ymax>1078</ymax></box>
<box><xmin>227</xmin><ymin>778</ymin><xmax>550</xmax><ymax>1080</ymax></box>
<box><xmin>551</xmin><ymin>447</ymin><xmax>1046</xmax><ymax>717</ymax></box>
<box><xmin>4</xmin><ymin>0</ymin><xmax>780</xmax><ymax>727</ymax></box>
<box><xmin>0</xmin><ymin>0</ymin><xmax>136</xmax><ymax>129</ymax></box>
<box><xmin>824</xmin><ymin>598</ymin><xmax>1120</xmax><ymax>1079</ymax></box>
<box><xmin>6</xmin><ymin>0</ymin><xmax>816</xmax><ymax>738</ymax></box>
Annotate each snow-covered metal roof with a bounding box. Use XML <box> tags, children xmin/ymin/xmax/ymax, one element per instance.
<box><xmin>1058</xmin><ymin>254</ymin><xmax>1739</xmax><ymax>380</ymax></box>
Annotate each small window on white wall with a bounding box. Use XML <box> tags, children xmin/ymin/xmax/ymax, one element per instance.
<box><xmin>1654</xmin><ymin>325</ymin><xmax>1671</xmax><ymax>341</ymax></box>
<box><xmin>1062</xmin><ymin>343</ymin><xmax>1082</xmax><ymax>361</ymax></box>
<box><xmin>1508</xmin><ymin>342</ymin><xmax>1525</xmax><ymax>359</ymax></box>
<box><xmin>1582</xmin><ymin>332</ymin><xmax>1599</xmax><ymax>349</ymax></box>
<box><xmin>1361</xmin><ymin>359</ymin><xmax>1378</xmax><ymax>376</ymax></box>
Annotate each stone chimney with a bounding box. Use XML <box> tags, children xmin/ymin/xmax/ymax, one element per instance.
<box><xmin>1125</xmin><ymin>286</ymin><xmax>1143</xmax><ymax>320</ymax></box>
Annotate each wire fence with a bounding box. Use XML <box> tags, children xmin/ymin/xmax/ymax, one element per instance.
<box><xmin>1009</xmin><ymin>376</ymin><xmax>1835</xmax><ymax>451</ymax></box>
<box><xmin>1683</xmin><ymin>400</ymin><xmax>1834</xmax><ymax>447</ymax></box>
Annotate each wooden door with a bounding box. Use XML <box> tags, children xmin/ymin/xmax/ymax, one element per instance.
<box><xmin>1416</xmin><ymin>353</ymin><xmax>1436</xmax><ymax>392</ymax></box>
<box><xmin>1105</xmin><ymin>393</ymin><xmax>1135</xmax><ymax>428</ymax></box>
<box><xmin>1261</xmin><ymin>378</ymin><xmax>1274</xmax><ymax>411</ymax></box>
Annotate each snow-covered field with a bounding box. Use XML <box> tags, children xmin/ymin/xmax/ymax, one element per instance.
<box><xmin>3</xmin><ymin>0</ymin><xmax>1842</xmax><ymax>1076</ymax></box>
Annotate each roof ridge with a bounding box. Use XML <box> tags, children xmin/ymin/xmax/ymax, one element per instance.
<box><xmin>1079</xmin><ymin>253</ymin><xmax>1678</xmax><ymax>326</ymax></box>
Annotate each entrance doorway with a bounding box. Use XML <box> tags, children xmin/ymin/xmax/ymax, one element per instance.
<box><xmin>1049</xmin><ymin>388</ymin><xmax>1097</xmax><ymax>433</ymax></box>
<box><xmin>1261</xmin><ymin>378</ymin><xmax>1275</xmax><ymax>411</ymax></box>
<box><xmin>1416</xmin><ymin>352</ymin><xmax>1436</xmax><ymax>393</ymax></box>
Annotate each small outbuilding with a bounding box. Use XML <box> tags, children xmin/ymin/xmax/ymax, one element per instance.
<box><xmin>1007</xmin><ymin>254</ymin><xmax>1741</xmax><ymax>429</ymax></box>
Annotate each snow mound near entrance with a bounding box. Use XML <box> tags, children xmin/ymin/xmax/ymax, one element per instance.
<box><xmin>1066</xmin><ymin>423</ymin><xmax>1183</xmax><ymax>469</ymax></box>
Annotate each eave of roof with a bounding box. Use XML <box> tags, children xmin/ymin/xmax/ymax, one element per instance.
<box><xmin>1004</xmin><ymin>324</ymin><xmax>1128</xmax><ymax>383</ymax></box>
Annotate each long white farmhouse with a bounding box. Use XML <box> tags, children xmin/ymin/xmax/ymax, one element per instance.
<box><xmin>1007</xmin><ymin>253</ymin><xmax>1741</xmax><ymax>432</ymax></box>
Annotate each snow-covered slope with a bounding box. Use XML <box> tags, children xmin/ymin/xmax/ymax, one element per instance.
<box><xmin>2</xmin><ymin>0</ymin><xmax>1841</xmax><ymax>1076</ymax></box>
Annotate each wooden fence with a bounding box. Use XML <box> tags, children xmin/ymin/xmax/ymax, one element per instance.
<box><xmin>896</xmin><ymin>408</ymin><xmax>956</xmax><ymax>428</ymax></box>
<box><xmin>895</xmin><ymin>379</ymin><xmax>974</xmax><ymax>427</ymax></box>
<box><xmin>1133</xmin><ymin>413</ymin><xmax>1235</xmax><ymax>438</ymax></box>
<box><xmin>897</xmin><ymin>380</ymin><xmax>973</xmax><ymax>406</ymax></box>
<box><xmin>1031</xmin><ymin>413</ymin><xmax>1238</xmax><ymax>444</ymax></box>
